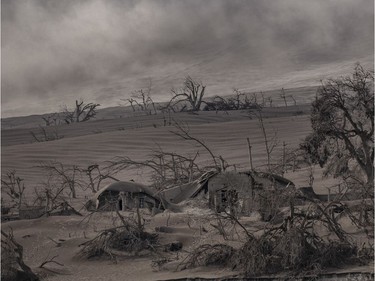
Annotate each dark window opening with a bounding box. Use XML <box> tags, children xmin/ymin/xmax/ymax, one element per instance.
<box><xmin>118</xmin><ymin>199</ymin><xmax>123</xmax><ymax>211</ymax></box>
<box><xmin>221</xmin><ymin>190</ymin><xmax>227</xmax><ymax>203</ymax></box>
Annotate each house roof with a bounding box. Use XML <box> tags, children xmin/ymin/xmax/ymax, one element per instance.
<box><xmin>207</xmin><ymin>170</ymin><xmax>294</xmax><ymax>193</ymax></box>
<box><xmin>297</xmin><ymin>186</ymin><xmax>319</xmax><ymax>200</ymax></box>
<box><xmin>246</xmin><ymin>170</ymin><xmax>295</xmax><ymax>187</ymax></box>
<box><xmin>94</xmin><ymin>181</ymin><xmax>157</xmax><ymax>201</ymax></box>
<box><xmin>160</xmin><ymin>170</ymin><xmax>218</xmax><ymax>204</ymax></box>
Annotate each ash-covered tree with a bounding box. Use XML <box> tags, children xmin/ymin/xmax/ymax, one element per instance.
<box><xmin>301</xmin><ymin>64</ymin><xmax>374</xmax><ymax>187</ymax></box>
<box><xmin>63</xmin><ymin>100</ymin><xmax>100</xmax><ymax>124</ymax></box>
<box><xmin>167</xmin><ymin>76</ymin><xmax>206</xmax><ymax>112</ymax></box>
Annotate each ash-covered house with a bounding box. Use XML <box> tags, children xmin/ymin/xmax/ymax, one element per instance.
<box><xmin>93</xmin><ymin>171</ymin><xmax>294</xmax><ymax>219</ymax></box>
<box><xmin>207</xmin><ymin>171</ymin><xmax>294</xmax><ymax>218</ymax></box>
<box><xmin>94</xmin><ymin>181</ymin><xmax>164</xmax><ymax>212</ymax></box>
<box><xmin>161</xmin><ymin>170</ymin><xmax>294</xmax><ymax>218</ymax></box>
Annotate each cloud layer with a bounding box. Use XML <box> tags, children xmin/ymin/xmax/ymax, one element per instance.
<box><xmin>2</xmin><ymin>0</ymin><xmax>374</xmax><ymax>117</ymax></box>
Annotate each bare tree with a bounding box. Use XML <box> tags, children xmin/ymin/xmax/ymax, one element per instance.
<box><xmin>167</xmin><ymin>76</ymin><xmax>206</xmax><ymax>112</ymax></box>
<box><xmin>108</xmin><ymin>148</ymin><xmax>202</xmax><ymax>190</ymax></box>
<box><xmin>251</xmin><ymin>110</ymin><xmax>278</xmax><ymax>172</ymax></box>
<box><xmin>37</xmin><ymin>162</ymin><xmax>82</xmax><ymax>198</ymax></box>
<box><xmin>107</xmin><ymin>122</ymin><xmax>227</xmax><ymax>190</ymax></box>
<box><xmin>280</xmin><ymin>88</ymin><xmax>288</xmax><ymax>107</ymax></box>
<box><xmin>266</xmin><ymin>97</ymin><xmax>273</xmax><ymax>107</ymax></box>
<box><xmin>1</xmin><ymin>171</ymin><xmax>26</xmax><ymax>210</ymax></box>
<box><xmin>171</xmin><ymin>121</ymin><xmax>224</xmax><ymax>171</ymax></box>
<box><xmin>289</xmin><ymin>95</ymin><xmax>297</xmax><ymax>106</ymax></box>
<box><xmin>80</xmin><ymin>164</ymin><xmax>119</xmax><ymax>193</ymax></box>
<box><xmin>63</xmin><ymin>100</ymin><xmax>100</xmax><ymax>124</ymax></box>
<box><xmin>125</xmin><ymin>80</ymin><xmax>157</xmax><ymax>115</ymax></box>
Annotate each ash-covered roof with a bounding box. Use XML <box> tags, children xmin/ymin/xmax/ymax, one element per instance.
<box><xmin>94</xmin><ymin>181</ymin><xmax>157</xmax><ymax>201</ymax></box>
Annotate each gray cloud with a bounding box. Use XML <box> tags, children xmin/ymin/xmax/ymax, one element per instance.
<box><xmin>2</xmin><ymin>0</ymin><xmax>374</xmax><ymax>117</ymax></box>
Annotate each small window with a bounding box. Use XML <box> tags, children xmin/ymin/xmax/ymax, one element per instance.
<box><xmin>221</xmin><ymin>190</ymin><xmax>227</xmax><ymax>203</ymax></box>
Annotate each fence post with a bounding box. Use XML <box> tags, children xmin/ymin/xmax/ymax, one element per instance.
<box><xmin>247</xmin><ymin>138</ymin><xmax>253</xmax><ymax>171</ymax></box>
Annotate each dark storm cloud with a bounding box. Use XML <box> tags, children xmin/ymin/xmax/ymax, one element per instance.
<box><xmin>2</xmin><ymin>0</ymin><xmax>373</xmax><ymax>116</ymax></box>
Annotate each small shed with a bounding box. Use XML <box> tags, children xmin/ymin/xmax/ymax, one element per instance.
<box><xmin>94</xmin><ymin>181</ymin><xmax>163</xmax><ymax>212</ymax></box>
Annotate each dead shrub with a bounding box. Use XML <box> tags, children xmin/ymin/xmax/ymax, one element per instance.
<box><xmin>234</xmin><ymin>237</ymin><xmax>276</xmax><ymax>276</ymax></box>
<box><xmin>233</xmin><ymin>221</ymin><xmax>366</xmax><ymax>277</ymax></box>
<box><xmin>110</xmin><ymin>230</ymin><xmax>158</xmax><ymax>252</ymax></box>
<box><xmin>77</xmin><ymin>226</ymin><xmax>158</xmax><ymax>260</ymax></box>
<box><xmin>258</xmin><ymin>187</ymin><xmax>294</xmax><ymax>222</ymax></box>
<box><xmin>272</xmin><ymin>227</ymin><xmax>316</xmax><ymax>270</ymax></box>
<box><xmin>318</xmin><ymin>241</ymin><xmax>358</xmax><ymax>267</ymax></box>
<box><xmin>178</xmin><ymin>244</ymin><xmax>235</xmax><ymax>270</ymax></box>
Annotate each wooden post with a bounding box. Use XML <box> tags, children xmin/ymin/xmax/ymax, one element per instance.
<box><xmin>172</xmin><ymin>154</ymin><xmax>177</xmax><ymax>181</ymax></box>
<box><xmin>281</xmin><ymin>88</ymin><xmax>288</xmax><ymax>107</ymax></box>
<box><xmin>282</xmin><ymin>141</ymin><xmax>286</xmax><ymax>175</ymax></box>
<box><xmin>246</xmin><ymin>138</ymin><xmax>253</xmax><ymax>171</ymax></box>
<box><xmin>45</xmin><ymin>190</ymin><xmax>50</xmax><ymax>215</ymax></box>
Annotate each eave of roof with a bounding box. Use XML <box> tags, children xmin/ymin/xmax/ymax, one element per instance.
<box><xmin>94</xmin><ymin>181</ymin><xmax>158</xmax><ymax>201</ymax></box>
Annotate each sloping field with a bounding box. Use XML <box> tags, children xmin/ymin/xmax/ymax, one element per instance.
<box><xmin>0</xmin><ymin>97</ymin><xmax>368</xmax><ymax>281</ymax></box>
<box><xmin>2</xmin><ymin>104</ymin><xmax>337</xmax><ymax>199</ymax></box>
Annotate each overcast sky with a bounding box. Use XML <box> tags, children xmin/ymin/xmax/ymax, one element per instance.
<box><xmin>2</xmin><ymin>0</ymin><xmax>374</xmax><ymax>117</ymax></box>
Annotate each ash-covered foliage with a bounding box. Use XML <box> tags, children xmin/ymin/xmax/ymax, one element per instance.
<box><xmin>178</xmin><ymin>244</ymin><xmax>236</xmax><ymax>270</ymax></box>
<box><xmin>77</xmin><ymin>226</ymin><xmax>158</xmax><ymax>260</ymax></box>
<box><xmin>179</xmin><ymin>198</ymin><xmax>373</xmax><ymax>278</ymax></box>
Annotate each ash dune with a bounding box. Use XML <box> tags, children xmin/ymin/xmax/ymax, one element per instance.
<box><xmin>2</xmin><ymin>105</ymin><xmax>334</xmax><ymax>198</ymax></box>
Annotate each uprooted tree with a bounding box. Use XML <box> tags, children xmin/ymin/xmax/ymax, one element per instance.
<box><xmin>300</xmin><ymin>64</ymin><xmax>374</xmax><ymax>189</ymax></box>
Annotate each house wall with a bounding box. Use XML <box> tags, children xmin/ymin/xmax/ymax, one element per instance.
<box><xmin>207</xmin><ymin>172</ymin><xmax>293</xmax><ymax>216</ymax></box>
<box><xmin>208</xmin><ymin>172</ymin><xmax>256</xmax><ymax>215</ymax></box>
<box><xmin>97</xmin><ymin>191</ymin><xmax>161</xmax><ymax>211</ymax></box>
